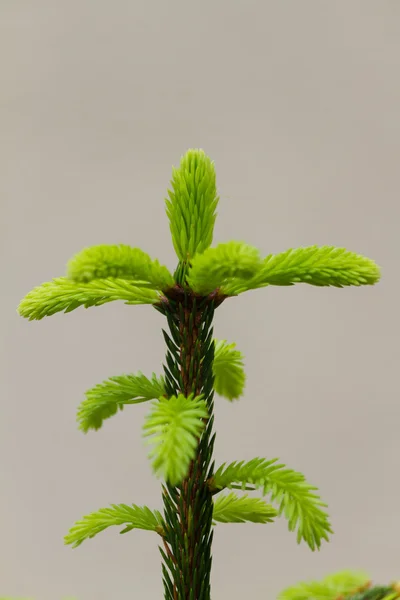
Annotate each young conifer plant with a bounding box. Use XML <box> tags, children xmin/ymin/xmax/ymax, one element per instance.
<box><xmin>18</xmin><ymin>149</ymin><xmax>381</xmax><ymax>599</ymax></box>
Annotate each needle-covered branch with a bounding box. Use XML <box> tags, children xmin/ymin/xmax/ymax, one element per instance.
<box><xmin>223</xmin><ymin>245</ymin><xmax>381</xmax><ymax>295</ymax></box>
<box><xmin>212</xmin><ymin>492</ymin><xmax>277</xmax><ymax>524</ymax></box>
<box><xmin>210</xmin><ymin>457</ymin><xmax>332</xmax><ymax>550</ymax></box>
<box><xmin>64</xmin><ymin>504</ymin><xmax>165</xmax><ymax>548</ymax></box>
<box><xmin>187</xmin><ymin>243</ymin><xmax>380</xmax><ymax>297</ymax></box>
<box><xmin>18</xmin><ymin>277</ymin><xmax>160</xmax><ymax>320</ymax></box>
<box><xmin>77</xmin><ymin>372</ymin><xmax>166</xmax><ymax>432</ymax></box>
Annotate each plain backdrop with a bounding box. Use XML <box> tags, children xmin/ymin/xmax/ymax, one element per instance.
<box><xmin>1</xmin><ymin>2</ymin><xmax>399</xmax><ymax>599</ymax></box>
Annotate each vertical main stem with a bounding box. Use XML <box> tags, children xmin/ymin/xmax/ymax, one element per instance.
<box><xmin>159</xmin><ymin>288</ymin><xmax>216</xmax><ymax>600</ymax></box>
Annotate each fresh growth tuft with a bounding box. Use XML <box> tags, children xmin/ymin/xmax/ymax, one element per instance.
<box><xmin>143</xmin><ymin>393</ymin><xmax>209</xmax><ymax>486</ymax></box>
<box><xmin>67</xmin><ymin>244</ymin><xmax>174</xmax><ymax>290</ymax></box>
<box><xmin>165</xmin><ymin>149</ymin><xmax>219</xmax><ymax>261</ymax></box>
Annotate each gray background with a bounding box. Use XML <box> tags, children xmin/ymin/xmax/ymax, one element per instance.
<box><xmin>1</xmin><ymin>1</ymin><xmax>399</xmax><ymax>599</ymax></box>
